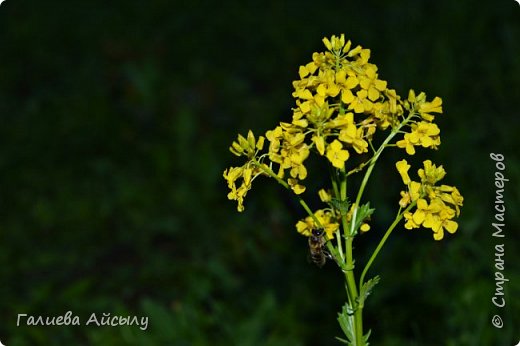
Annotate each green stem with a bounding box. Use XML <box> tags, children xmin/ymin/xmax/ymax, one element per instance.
<box><xmin>333</xmin><ymin>167</ymin><xmax>364</xmax><ymax>345</ymax></box>
<box><xmin>350</xmin><ymin>133</ymin><xmax>395</xmax><ymax>236</ymax></box>
<box><xmin>337</xmin><ymin>168</ymin><xmax>348</xmax><ymax>263</ymax></box>
<box><xmin>341</xmin><ymin>111</ymin><xmax>415</xmax><ymax>345</ymax></box>
<box><xmin>354</xmin><ymin>307</ymin><xmax>364</xmax><ymax>345</ymax></box>
<box><xmin>330</xmin><ymin>167</ymin><xmax>340</xmax><ymax>199</ymax></box>
<box><xmin>358</xmin><ymin>201</ymin><xmax>417</xmax><ymax>289</ymax></box>
<box><xmin>340</xmin><ymin>135</ymin><xmax>393</xmax><ymax>346</ymax></box>
<box><xmin>350</xmin><ymin>110</ymin><xmax>415</xmax><ymax>237</ymax></box>
<box><xmin>331</xmin><ymin>166</ymin><xmax>345</xmax><ymax>262</ymax></box>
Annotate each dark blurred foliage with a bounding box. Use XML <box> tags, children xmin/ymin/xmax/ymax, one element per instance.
<box><xmin>0</xmin><ymin>0</ymin><xmax>518</xmax><ymax>345</ymax></box>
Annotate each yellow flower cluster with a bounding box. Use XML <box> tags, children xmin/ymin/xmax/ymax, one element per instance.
<box><xmin>223</xmin><ymin>131</ymin><xmax>266</xmax><ymax>212</ymax></box>
<box><xmin>396</xmin><ymin>90</ymin><xmax>443</xmax><ymax>155</ymax></box>
<box><xmin>288</xmin><ymin>34</ymin><xmax>400</xmax><ymax>173</ymax></box>
<box><xmin>223</xmin><ymin>34</ymin><xmax>460</xmax><ymax>242</ymax></box>
<box><xmin>396</xmin><ymin>160</ymin><xmax>463</xmax><ymax>240</ymax></box>
<box><xmin>266</xmin><ymin>124</ymin><xmax>310</xmax><ymax>184</ymax></box>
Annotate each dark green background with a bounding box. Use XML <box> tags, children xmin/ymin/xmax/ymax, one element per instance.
<box><xmin>0</xmin><ymin>0</ymin><xmax>518</xmax><ymax>345</ymax></box>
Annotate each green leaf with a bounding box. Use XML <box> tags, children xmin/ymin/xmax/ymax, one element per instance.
<box><xmin>335</xmin><ymin>336</ymin><xmax>350</xmax><ymax>344</ymax></box>
<box><xmin>337</xmin><ymin>303</ymin><xmax>356</xmax><ymax>345</ymax></box>
<box><xmin>358</xmin><ymin>276</ymin><xmax>380</xmax><ymax>307</ymax></box>
<box><xmin>350</xmin><ymin>202</ymin><xmax>375</xmax><ymax>236</ymax></box>
<box><xmin>331</xmin><ymin>197</ymin><xmax>351</xmax><ymax>215</ymax></box>
<box><xmin>364</xmin><ymin>329</ymin><xmax>372</xmax><ymax>345</ymax></box>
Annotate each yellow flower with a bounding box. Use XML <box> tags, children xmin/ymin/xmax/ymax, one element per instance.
<box><xmin>326</xmin><ymin>140</ymin><xmax>350</xmax><ymax>169</ymax></box>
<box><xmin>409</xmin><ymin>181</ymin><xmax>422</xmax><ymax>200</ymax></box>
<box><xmin>398</xmin><ymin>190</ymin><xmax>411</xmax><ymax>208</ymax></box>
<box><xmin>296</xmin><ymin>219</ymin><xmax>314</xmax><ymax>237</ymax></box>
<box><xmin>298</xmin><ymin>61</ymin><xmax>318</xmax><ymax>79</ymax></box>
<box><xmin>418</xmin><ymin>160</ymin><xmax>446</xmax><ymax>185</ymax></box>
<box><xmin>407</xmin><ymin>89</ymin><xmax>418</xmax><ymax>104</ymax></box>
<box><xmin>396</xmin><ymin>134</ymin><xmax>416</xmax><ymax>155</ymax></box>
<box><xmin>398</xmin><ymin>180</ymin><xmax>422</xmax><ymax>208</ymax></box>
<box><xmin>406</xmin><ymin>90</ymin><xmax>442</xmax><ymax>121</ymax></box>
<box><xmin>326</xmin><ymin>112</ymin><xmax>353</xmax><ymax>129</ymax></box>
<box><xmin>288</xmin><ymin>178</ymin><xmax>306</xmax><ymax>194</ymax></box>
<box><xmin>371</xmin><ymin>102</ymin><xmax>392</xmax><ymax>130</ymax></box>
<box><xmin>450</xmin><ymin>187</ymin><xmax>464</xmax><ymax>215</ymax></box>
<box><xmin>336</xmin><ymin>69</ymin><xmax>359</xmax><ymax>88</ymax></box>
<box><xmin>242</xmin><ymin>166</ymin><xmax>253</xmax><ymax>186</ymax></box>
<box><xmin>318</xmin><ymin>188</ymin><xmax>332</xmax><ymax>202</ymax></box>
<box><xmin>397</xmin><ymin>122</ymin><xmax>440</xmax><ymax>155</ymax></box>
<box><xmin>335</xmin><ymin>69</ymin><xmax>359</xmax><ymax>105</ymax></box>
<box><xmin>421</xmin><ymin>199</ymin><xmax>459</xmax><ymax>240</ymax></box>
<box><xmin>396</xmin><ymin>159</ymin><xmax>411</xmax><ymax>185</ymax></box>
<box><xmin>266</xmin><ymin>126</ymin><xmax>283</xmax><ymax>161</ymax></box>
<box><xmin>293</xmin><ymin>88</ymin><xmax>313</xmax><ymax>101</ymax></box>
<box><xmin>296</xmin><ymin>209</ymin><xmax>339</xmax><ymax>240</ymax></box>
<box><xmin>322</xmin><ymin>34</ymin><xmax>346</xmax><ymax>53</ymax></box>
<box><xmin>223</xmin><ymin>166</ymin><xmax>243</xmax><ymax>189</ymax></box>
<box><xmin>305</xmin><ymin>99</ymin><xmax>333</xmax><ymax>125</ymax></box>
<box><xmin>385</xmin><ymin>88</ymin><xmax>403</xmax><ymax>116</ymax></box>
<box><xmin>359</xmin><ymin>66</ymin><xmax>387</xmax><ymax>101</ymax></box>
<box><xmin>316</xmin><ymin>70</ymin><xmax>341</xmax><ymax>97</ymax></box>
<box><xmin>408</xmin><ymin>122</ymin><xmax>441</xmax><ymax>149</ymax></box>
<box><xmin>338</xmin><ymin>120</ymin><xmax>368</xmax><ymax>154</ymax></box>
<box><xmin>267</xmin><ymin>125</ymin><xmax>311</xmax><ymax>180</ymax></box>
<box><xmin>348</xmin><ymin>89</ymin><xmax>373</xmax><ymax>113</ymax></box>
<box><xmin>289</xmin><ymin>162</ymin><xmax>308</xmax><ymax>180</ymax></box>
<box><xmin>346</xmin><ymin>44</ymin><xmax>363</xmax><ymax>58</ymax></box>
<box><xmin>418</xmin><ymin>96</ymin><xmax>442</xmax><ymax>121</ymax></box>
<box><xmin>292</xmin><ymin>119</ymin><xmax>308</xmax><ymax>128</ymax></box>
<box><xmin>410</xmin><ymin>198</ymin><xmax>429</xmax><ymax>225</ymax></box>
<box><xmin>223</xmin><ymin>166</ymin><xmax>255</xmax><ymax>212</ymax></box>
<box><xmin>312</xmin><ymin>135</ymin><xmax>326</xmax><ymax>155</ymax></box>
<box><xmin>229</xmin><ymin>130</ymin><xmax>264</xmax><ymax>158</ymax></box>
<box><xmin>403</xmin><ymin>211</ymin><xmax>420</xmax><ymax>229</ymax></box>
<box><xmin>316</xmin><ymin>210</ymin><xmax>340</xmax><ymax>239</ymax></box>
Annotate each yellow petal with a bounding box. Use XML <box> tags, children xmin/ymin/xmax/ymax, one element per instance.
<box><xmin>298</xmin><ymin>65</ymin><xmax>309</xmax><ymax>79</ymax></box>
<box><xmin>444</xmin><ymin>220</ymin><xmax>458</xmax><ymax>234</ymax></box>
<box><xmin>314</xmin><ymin>135</ymin><xmax>326</xmax><ymax>155</ymax></box>
<box><xmin>395</xmin><ymin>159</ymin><xmax>411</xmax><ymax>185</ymax></box>
<box><xmin>256</xmin><ymin>136</ymin><xmax>265</xmax><ymax>150</ymax></box>
<box><xmin>341</xmin><ymin>90</ymin><xmax>354</xmax><ymax>104</ymax></box>
<box><xmin>322</xmin><ymin>37</ymin><xmax>332</xmax><ymax>51</ymax></box>
<box><xmin>318</xmin><ymin>189</ymin><xmax>331</xmax><ymax>202</ymax></box>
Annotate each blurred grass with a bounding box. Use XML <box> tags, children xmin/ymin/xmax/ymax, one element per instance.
<box><xmin>0</xmin><ymin>0</ymin><xmax>518</xmax><ymax>345</ymax></box>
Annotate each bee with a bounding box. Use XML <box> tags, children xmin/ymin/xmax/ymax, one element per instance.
<box><xmin>308</xmin><ymin>228</ymin><xmax>327</xmax><ymax>267</ymax></box>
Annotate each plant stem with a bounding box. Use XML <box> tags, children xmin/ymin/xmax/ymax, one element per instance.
<box><xmin>334</xmin><ymin>167</ymin><xmax>363</xmax><ymax>345</ymax></box>
<box><xmin>339</xmin><ymin>112</ymin><xmax>415</xmax><ymax>345</ymax></box>
<box><xmin>350</xmin><ymin>110</ymin><xmax>415</xmax><ymax>237</ymax></box>
<box><xmin>353</xmin><ymin>111</ymin><xmax>417</xmax><ymax>289</ymax></box>
<box><xmin>341</xmin><ymin>135</ymin><xmax>392</xmax><ymax>346</ymax></box>
<box><xmin>359</xmin><ymin>200</ymin><xmax>418</xmax><ymax>289</ymax></box>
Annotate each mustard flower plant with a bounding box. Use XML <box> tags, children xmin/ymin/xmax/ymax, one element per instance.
<box><xmin>223</xmin><ymin>34</ymin><xmax>463</xmax><ymax>345</ymax></box>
